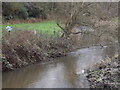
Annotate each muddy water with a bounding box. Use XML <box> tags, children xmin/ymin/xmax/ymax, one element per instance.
<box><xmin>2</xmin><ymin>46</ymin><xmax>115</xmax><ymax>88</ymax></box>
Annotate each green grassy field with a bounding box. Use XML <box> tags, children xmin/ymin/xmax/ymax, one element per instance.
<box><xmin>2</xmin><ymin>21</ymin><xmax>62</xmax><ymax>36</ymax></box>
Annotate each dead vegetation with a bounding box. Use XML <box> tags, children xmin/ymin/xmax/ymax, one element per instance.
<box><xmin>86</xmin><ymin>55</ymin><xmax>120</xmax><ymax>89</ymax></box>
<box><xmin>2</xmin><ymin>30</ymin><xmax>72</xmax><ymax>71</ymax></box>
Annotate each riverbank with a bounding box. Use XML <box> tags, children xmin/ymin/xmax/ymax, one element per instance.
<box><xmin>86</xmin><ymin>54</ymin><xmax>120</xmax><ymax>89</ymax></box>
<box><xmin>2</xmin><ymin>30</ymin><xmax>72</xmax><ymax>71</ymax></box>
<box><xmin>2</xmin><ymin>46</ymin><xmax>106</xmax><ymax>88</ymax></box>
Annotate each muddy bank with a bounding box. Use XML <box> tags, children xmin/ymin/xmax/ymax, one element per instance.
<box><xmin>2</xmin><ymin>30</ymin><xmax>72</xmax><ymax>71</ymax></box>
<box><xmin>86</xmin><ymin>54</ymin><xmax>120</xmax><ymax>89</ymax></box>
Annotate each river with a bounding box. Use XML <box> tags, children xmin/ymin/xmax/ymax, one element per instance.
<box><xmin>2</xmin><ymin>45</ymin><xmax>116</xmax><ymax>88</ymax></box>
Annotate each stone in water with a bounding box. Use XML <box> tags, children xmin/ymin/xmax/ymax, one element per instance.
<box><xmin>81</xmin><ymin>70</ymin><xmax>85</xmax><ymax>74</ymax></box>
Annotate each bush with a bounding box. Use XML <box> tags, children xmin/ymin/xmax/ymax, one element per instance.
<box><xmin>40</xmin><ymin>10</ymin><xmax>47</xmax><ymax>19</ymax></box>
<box><xmin>16</xmin><ymin>7</ymin><xmax>28</xmax><ymax>20</ymax></box>
<box><xmin>4</xmin><ymin>15</ymin><xmax>13</xmax><ymax>20</ymax></box>
<box><xmin>2</xmin><ymin>30</ymin><xmax>72</xmax><ymax>71</ymax></box>
<box><xmin>27</xmin><ymin>7</ymin><xmax>47</xmax><ymax>19</ymax></box>
<box><xmin>29</xmin><ymin>7</ymin><xmax>40</xmax><ymax>18</ymax></box>
<box><xmin>2</xmin><ymin>30</ymin><xmax>46</xmax><ymax>71</ymax></box>
<box><xmin>2</xmin><ymin>2</ymin><xmax>48</xmax><ymax>20</ymax></box>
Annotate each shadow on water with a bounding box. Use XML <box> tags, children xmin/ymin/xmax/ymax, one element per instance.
<box><xmin>2</xmin><ymin>45</ymin><xmax>116</xmax><ymax>88</ymax></box>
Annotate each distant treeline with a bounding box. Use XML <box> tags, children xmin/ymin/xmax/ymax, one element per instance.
<box><xmin>2</xmin><ymin>2</ymin><xmax>48</xmax><ymax>20</ymax></box>
<box><xmin>2</xmin><ymin>2</ymin><xmax>118</xmax><ymax>22</ymax></box>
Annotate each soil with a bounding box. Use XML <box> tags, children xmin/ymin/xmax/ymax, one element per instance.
<box><xmin>3</xmin><ymin>18</ymin><xmax>50</xmax><ymax>24</ymax></box>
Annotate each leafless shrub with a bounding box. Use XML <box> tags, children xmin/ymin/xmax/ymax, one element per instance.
<box><xmin>2</xmin><ymin>30</ymin><xmax>72</xmax><ymax>71</ymax></box>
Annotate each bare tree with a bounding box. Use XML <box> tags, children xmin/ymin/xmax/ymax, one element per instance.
<box><xmin>56</xmin><ymin>2</ymin><xmax>118</xmax><ymax>46</ymax></box>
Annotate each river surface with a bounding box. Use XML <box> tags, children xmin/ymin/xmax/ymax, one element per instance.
<box><xmin>2</xmin><ymin>46</ymin><xmax>116</xmax><ymax>88</ymax></box>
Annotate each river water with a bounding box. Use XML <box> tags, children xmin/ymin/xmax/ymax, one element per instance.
<box><xmin>2</xmin><ymin>46</ymin><xmax>116</xmax><ymax>88</ymax></box>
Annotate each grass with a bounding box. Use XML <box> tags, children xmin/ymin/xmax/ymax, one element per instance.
<box><xmin>2</xmin><ymin>21</ymin><xmax>62</xmax><ymax>36</ymax></box>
